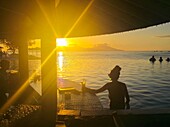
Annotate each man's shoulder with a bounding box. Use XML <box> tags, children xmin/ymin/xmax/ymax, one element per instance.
<box><xmin>118</xmin><ymin>81</ymin><xmax>126</xmax><ymax>87</ymax></box>
<box><xmin>105</xmin><ymin>82</ymin><xmax>113</xmax><ymax>88</ymax></box>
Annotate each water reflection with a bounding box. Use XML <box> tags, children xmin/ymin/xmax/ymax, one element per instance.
<box><xmin>58</xmin><ymin>51</ymin><xmax>64</xmax><ymax>72</ymax></box>
<box><xmin>55</xmin><ymin>51</ymin><xmax>170</xmax><ymax>109</ymax></box>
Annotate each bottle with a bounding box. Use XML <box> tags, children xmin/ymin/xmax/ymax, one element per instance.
<box><xmin>81</xmin><ymin>79</ymin><xmax>86</xmax><ymax>93</ymax></box>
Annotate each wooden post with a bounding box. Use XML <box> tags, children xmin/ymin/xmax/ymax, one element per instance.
<box><xmin>39</xmin><ymin>1</ymin><xmax>57</xmax><ymax>126</ymax></box>
<box><xmin>18</xmin><ymin>38</ymin><xmax>29</xmax><ymax>85</ymax></box>
<box><xmin>18</xmin><ymin>37</ymin><xmax>29</xmax><ymax>99</ymax></box>
<box><xmin>41</xmin><ymin>34</ymin><xmax>57</xmax><ymax>127</ymax></box>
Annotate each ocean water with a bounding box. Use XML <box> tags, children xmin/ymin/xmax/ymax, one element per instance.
<box><xmin>56</xmin><ymin>51</ymin><xmax>170</xmax><ymax>109</ymax></box>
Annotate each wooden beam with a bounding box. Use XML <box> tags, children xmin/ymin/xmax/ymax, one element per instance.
<box><xmin>17</xmin><ymin>37</ymin><xmax>30</xmax><ymax>105</ymax></box>
<box><xmin>18</xmin><ymin>38</ymin><xmax>29</xmax><ymax>86</ymax></box>
<box><xmin>41</xmin><ymin>34</ymin><xmax>57</xmax><ymax>127</ymax></box>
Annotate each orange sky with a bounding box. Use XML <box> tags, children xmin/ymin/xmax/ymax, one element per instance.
<box><xmin>66</xmin><ymin>22</ymin><xmax>170</xmax><ymax>51</ymax></box>
<box><xmin>28</xmin><ymin>22</ymin><xmax>170</xmax><ymax>51</ymax></box>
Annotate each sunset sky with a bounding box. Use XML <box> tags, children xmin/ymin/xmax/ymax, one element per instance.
<box><xmin>67</xmin><ymin>22</ymin><xmax>170</xmax><ymax>51</ymax></box>
<box><xmin>28</xmin><ymin>22</ymin><xmax>170</xmax><ymax>51</ymax></box>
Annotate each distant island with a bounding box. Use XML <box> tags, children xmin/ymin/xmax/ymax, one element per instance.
<box><xmin>90</xmin><ymin>43</ymin><xmax>122</xmax><ymax>51</ymax></box>
<box><xmin>57</xmin><ymin>43</ymin><xmax>122</xmax><ymax>52</ymax></box>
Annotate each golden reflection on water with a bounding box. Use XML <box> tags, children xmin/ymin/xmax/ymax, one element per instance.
<box><xmin>58</xmin><ymin>51</ymin><xmax>64</xmax><ymax>74</ymax></box>
<box><xmin>57</xmin><ymin>51</ymin><xmax>64</xmax><ymax>106</ymax></box>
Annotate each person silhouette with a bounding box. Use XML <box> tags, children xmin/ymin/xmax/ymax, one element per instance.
<box><xmin>166</xmin><ymin>57</ymin><xmax>170</xmax><ymax>62</ymax></box>
<box><xmin>84</xmin><ymin>65</ymin><xmax>130</xmax><ymax>110</ymax></box>
<box><xmin>0</xmin><ymin>59</ymin><xmax>10</xmax><ymax>107</ymax></box>
<box><xmin>159</xmin><ymin>57</ymin><xmax>163</xmax><ymax>62</ymax></box>
<box><xmin>149</xmin><ymin>55</ymin><xmax>156</xmax><ymax>63</ymax></box>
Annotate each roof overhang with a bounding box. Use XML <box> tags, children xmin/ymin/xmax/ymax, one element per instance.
<box><xmin>0</xmin><ymin>0</ymin><xmax>170</xmax><ymax>40</ymax></box>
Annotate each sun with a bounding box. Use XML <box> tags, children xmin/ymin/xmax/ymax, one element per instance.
<box><xmin>56</xmin><ymin>38</ymin><xmax>68</xmax><ymax>47</ymax></box>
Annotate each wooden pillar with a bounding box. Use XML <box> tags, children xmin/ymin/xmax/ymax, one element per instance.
<box><xmin>41</xmin><ymin>34</ymin><xmax>57</xmax><ymax>127</ymax></box>
<box><xmin>18</xmin><ymin>37</ymin><xmax>29</xmax><ymax>95</ymax></box>
<box><xmin>28</xmin><ymin>1</ymin><xmax>57</xmax><ymax>126</ymax></box>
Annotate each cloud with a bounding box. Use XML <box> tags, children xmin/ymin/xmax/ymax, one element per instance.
<box><xmin>156</xmin><ymin>35</ymin><xmax>170</xmax><ymax>38</ymax></box>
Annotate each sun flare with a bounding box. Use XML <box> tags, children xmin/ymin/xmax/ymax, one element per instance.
<box><xmin>56</xmin><ymin>38</ymin><xmax>68</xmax><ymax>47</ymax></box>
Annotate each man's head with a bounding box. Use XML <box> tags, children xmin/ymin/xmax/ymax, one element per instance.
<box><xmin>108</xmin><ymin>65</ymin><xmax>121</xmax><ymax>81</ymax></box>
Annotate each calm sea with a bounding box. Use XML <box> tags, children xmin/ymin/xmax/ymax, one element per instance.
<box><xmin>56</xmin><ymin>51</ymin><xmax>170</xmax><ymax>109</ymax></box>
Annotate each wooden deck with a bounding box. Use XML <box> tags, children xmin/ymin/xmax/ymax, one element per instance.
<box><xmin>58</xmin><ymin>92</ymin><xmax>103</xmax><ymax>111</ymax></box>
<box><xmin>57</xmin><ymin>78</ymin><xmax>103</xmax><ymax>117</ymax></box>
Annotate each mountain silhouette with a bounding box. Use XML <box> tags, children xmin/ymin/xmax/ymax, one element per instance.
<box><xmin>57</xmin><ymin>43</ymin><xmax>122</xmax><ymax>52</ymax></box>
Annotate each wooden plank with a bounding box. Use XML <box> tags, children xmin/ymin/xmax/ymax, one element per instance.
<box><xmin>58</xmin><ymin>110</ymin><xmax>80</xmax><ymax>116</ymax></box>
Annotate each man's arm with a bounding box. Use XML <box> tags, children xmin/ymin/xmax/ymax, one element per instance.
<box><xmin>85</xmin><ymin>84</ymin><xmax>108</xmax><ymax>94</ymax></box>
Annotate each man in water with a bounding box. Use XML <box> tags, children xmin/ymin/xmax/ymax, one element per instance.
<box><xmin>149</xmin><ymin>55</ymin><xmax>156</xmax><ymax>62</ymax></box>
<box><xmin>85</xmin><ymin>65</ymin><xmax>130</xmax><ymax>110</ymax></box>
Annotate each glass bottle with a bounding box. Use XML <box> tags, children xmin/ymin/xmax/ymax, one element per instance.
<box><xmin>81</xmin><ymin>79</ymin><xmax>86</xmax><ymax>93</ymax></box>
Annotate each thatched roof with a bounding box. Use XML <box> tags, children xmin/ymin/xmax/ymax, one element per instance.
<box><xmin>0</xmin><ymin>0</ymin><xmax>170</xmax><ymax>39</ymax></box>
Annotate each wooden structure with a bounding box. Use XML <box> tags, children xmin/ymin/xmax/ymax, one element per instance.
<box><xmin>57</xmin><ymin>78</ymin><xmax>103</xmax><ymax>111</ymax></box>
<box><xmin>1</xmin><ymin>1</ymin><xmax>170</xmax><ymax>127</ymax></box>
